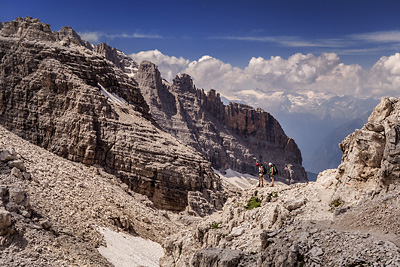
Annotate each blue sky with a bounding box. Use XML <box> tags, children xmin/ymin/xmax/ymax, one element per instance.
<box><xmin>2</xmin><ymin>0</ymin><xmax>400</xmax><ymax>99</ymax></box>
<box><xmin>2</xmin><ymin>0</ymin><xmax>400</xmax><ymax>69</ymax></box>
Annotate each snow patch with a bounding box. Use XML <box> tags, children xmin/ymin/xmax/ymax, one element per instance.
<box><xmin>97</xmin><ymin>227</ymin><xmax>163</xmax><ymax>267</ymax></box>
<box><xmin>99</xmin><ymin>84</ymin><xmax>127</xmax><ymax>105</ymax></box>
<box><xmin>215</xmin><ymin>169</ymin><xmax>258</xmax><ymax>190</ymax></box>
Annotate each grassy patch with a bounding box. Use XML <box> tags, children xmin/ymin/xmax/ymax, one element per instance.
<box><xmin>245</xmin><ymin>196</ymin><xmax>262</xmax><ymax>210</ymax></box>
<box><xmin>330</xmin><ymin>198</ymin><xmax>342</xmax><ymax>208</ymax></box>
<box><xmin>210</xmin><ymin>221</ymin><xmax>221</xmax><ymax>229</ymax></box>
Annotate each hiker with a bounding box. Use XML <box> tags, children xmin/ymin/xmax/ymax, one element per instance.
<box><xmin>256</xmin><ymin>163</ymin><xmax>265</xmax><ymax>187</ymax></box>
<box><xmin>269</xmin><ymin>162</ymin><xmax>276</xmax><ymax>187</ymax></box>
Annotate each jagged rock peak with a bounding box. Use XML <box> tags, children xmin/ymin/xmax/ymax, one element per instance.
<box><xmin>95</xmin><ymin>43</ymin><xmax>139</xmax><ymax>78</ymax></box>
<box><xmin>172</xmin><ymin>73</ymin><xmax>196</xmax><ymax>93</ymax></box>
<box><xmin>0</xmin><ymin>22</ymin><xmax>3</xmax><ymax>30</ymax></box>
<box><xmin>136</xmin><ymin>61</ymin><xmax>163</xmax><ymax>89</ymax></box>
<box><xmin>95</xmin><ymin>43</ymin><xmax>120</xmax><ymax>66</ymax></box>
<box><xmin>55</xmin><ymin>26</ymin><xmax>92</xmax><ymax>49</ymax></box>
<box><xmin>0</xmin><ymin>17</ymin><xmax>55</xmax><ymax>41</ymax></box>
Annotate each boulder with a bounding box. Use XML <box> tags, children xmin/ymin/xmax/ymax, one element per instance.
<box><xmin>0</xmin><ymin>148</ymin><xmax>17</xmax><ymax>162</ymax></box>
<box><xmin>0</xmin><ymin>207</ymin><xmax>12</xmax><ymax>235</ymax></box>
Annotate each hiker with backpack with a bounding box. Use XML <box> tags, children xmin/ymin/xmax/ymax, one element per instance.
<box><xmin>268</xmin><ymin>162</ymin><xmax>278</xmax><ymax>187</ymax></box>
<box><xmin>256</xmin><ymin>163</ymin><xmax>266</xmax><ymax>187</ymax></box>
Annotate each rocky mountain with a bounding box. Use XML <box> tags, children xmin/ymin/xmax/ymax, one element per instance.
<box><xmin>0</xmin><ymin>17</ymin><xmax>224</xmax><ymax>215</ymax></box>
<box><xmin>135</xmin><ymin>61</ymin><xmax>307</xmax><ymax>182</ymax></box>
<box><xmin>160</xmin><ymin>96</ymin><xmax>400</xmax><ymax>266</ymax></box>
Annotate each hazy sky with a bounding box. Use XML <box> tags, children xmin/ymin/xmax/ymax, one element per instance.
<box><xmin>2</xmin><ymin>0</ymin><xmax>400</xmax><ymax>98</ymax></box>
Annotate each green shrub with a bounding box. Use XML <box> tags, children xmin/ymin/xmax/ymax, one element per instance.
<box><xmin>245</xmin><ymin>196</ymin><xmax>261</xmax><ymax>210</ymax></box>
<box><xmin>331</xmin><ymin>198</ymin><xmax>342</xmax><ymax>208</ymax></box>
<box><xmin>210</xmin><ymin>221</ymin><xmax>221</xmax><ymax>229</ymax></box>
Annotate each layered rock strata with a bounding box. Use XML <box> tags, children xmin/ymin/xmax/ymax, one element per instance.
<box><xmin>0</xmin><ymin>17</ymin><xmax>223</xmax><ymax>214</ymax></box>
<box><xmin>136</xmin><ymin>61</ymin><xmax>307</xmax><ymax>182</ymax></box>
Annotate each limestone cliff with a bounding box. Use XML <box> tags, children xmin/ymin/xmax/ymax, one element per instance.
<box><xmin>334</xmin><ymin>97</ymin><xmax>400</xmax><ymax>203</ymax></box>
<box><xmin>136</xmin><ymin>61</ymin><xmax>307</xmax><ymax>182</ymax></box>
<box><xmin>0</xmin><ymin>17</ymin><xmax>223</xmax><ymax>214</ymax></box>
<box><xmin>94</xmin><ymin>42</ymin><xmax>138</xmax><ymax>78</ymax></box>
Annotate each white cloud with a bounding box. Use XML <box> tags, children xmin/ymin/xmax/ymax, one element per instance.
<box><xmin>77</xmin><ymin>31</ymin><xmax>163</xmax><ymax>44</ymax></box>
<box><xmin>211</xmin><ymin>35</ymin><xmax>345</xmax><ymax>48</ymax></box>
<box><xmin>78</xmin><ymin>31</ymin><xmax>101</xmax><ymax>42</ymax></box>
<box><xmin>130</xmin><ymin>50</ymin><xmax>400</xmax><ymax>99</ymax></box>
<box><xmin>351</xmin><ymin>31</ymin><xmax>400</xmax><ymax>43</ymax></box>
<box><xmin>105</xmin><ymin>33</ymin><xmax>163</xmax><ymax>39</ymax></box>
<box><xmin>366</xmin><ymin>53</ymin><xmax>400</xmax><ymax>96</ymax></box>
<box><xmin>129</xmin><ymin>50</ymin><xmax>189</xmax><ymax>81</ymax></box>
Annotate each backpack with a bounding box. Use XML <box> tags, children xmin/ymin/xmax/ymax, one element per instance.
<box><xmin>261</xmin><ymin>165</ymin><xmax>267</xmax><ymax>174</ymax></box>
<box><xmin>272</xmin><ymin>164</ymin><xmax>278</xmax><ymax>175</ymax></box>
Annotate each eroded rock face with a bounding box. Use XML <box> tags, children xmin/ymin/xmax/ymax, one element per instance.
<box><xmin>94</xmin><ymin>43</ymin><xmax>138</xmax><ymax>78</ymax></box>
<box><xmin>336</xmin><ymin>97</ymin><xmax>400</xmax><ymax>203</ymax></box>
<box><xmin>0</xmin><ymin>17</ymin><xmax>223</xmax><ymax>212</ymax></box>
<box><xmin>136</xmin><ymin>61</ymin><xmax>307</xmax><ymax>182</ymax></box>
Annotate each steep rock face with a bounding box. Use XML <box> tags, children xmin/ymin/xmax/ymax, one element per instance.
<box><xmin>55</xmin><ymin>26</ymin><xmax>93</xmax><ymax>50</ymax></box>
<box><xmin>94</xmin><ymin>42</ymin><xmax>138</xmax><ymax>78</ymax></box>
<box><xmin>335</xmin><ymin>97</ymin><xmax>400</xmax><ymax>203</ymax></box>
<box><xmin>0</xmin><ymin>17</ymin><xmax>223</xmax><ymax>213</ymax></box>
<box><xmin>136</xmin><ymin>61</ymin><xmax>307</xmax><ymax>182</ymax></box>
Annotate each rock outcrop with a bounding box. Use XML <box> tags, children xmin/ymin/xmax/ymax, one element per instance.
<box><xmin>136</xmin><ymin>61</ymin><xmax>307</xmax><ymax>183</ymax></box>
<box><xmin>334</xmin><ymin>97</ymin><xmax>400</xmax><ymax>204</ymax></box>
<box><xmin>0</xmin><ymin>17</ymin><xmax>223</xmax><ymax>214</ymax></box>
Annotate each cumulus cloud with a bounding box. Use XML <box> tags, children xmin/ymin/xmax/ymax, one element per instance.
<box><xmin>78</xmin><ymin>31</ymin><xmax>101</xmax><ymax>42</ymax></box>
<box><xmin>129</xmin><ymin>50</ymin><xmax>400</xmax><ymax>99</ymax></box>
<box><xmin>366</xmin><ymin>53</ymin><xmax>400</xmax><ymax>96</ymax></box>
<box><xmin>129</xmin><ymin>50</ymin><xmax>189</xmax><ymax>82</ymax></box>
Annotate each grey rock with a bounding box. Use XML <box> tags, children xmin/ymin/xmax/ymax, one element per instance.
<box><xmin>10</xmin><ymin>167</ymin><xmax>22</xmax><ymax>179</ymax></box>
<box><xmin>284</xmin><ymin>198</ymin><xmax>306</xmax><ymax>211</ymax></box>
<box><xmin>309</xmin><ymin>246</ymin><xmax>324</xmax><ymax>257</ymax></box>
<box><xmin>39</xmin><ymin>219</ymin><xmax>52</xmax><ymax>230</ymax></box>
<box><xmin>231</xmin><ymin>226</ymin><xmax>244</xmax><ymax>237</ymax></box>
<box><xmin>191</xmin><ymin>248</ymin><xmax>244</xmax><ymax>267</ymax></box>
<box><xmin>8</xmin><ymin>160</ymin><xmax>26</xmax><ymax>171</ymax></box>
<box><xmin>8</xmin><ymin>187</ymin><xmax>29</xmax><ymax>207</ymax></box>
<box><xmin>0</xmin><ymin>207</ymin><xmax>12</xmax><ymax>235</ymax></box>
<box><xmin>0</xmin><ymin>148</ymin><xmax>17</xmax><ymax>162</ymax></box>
